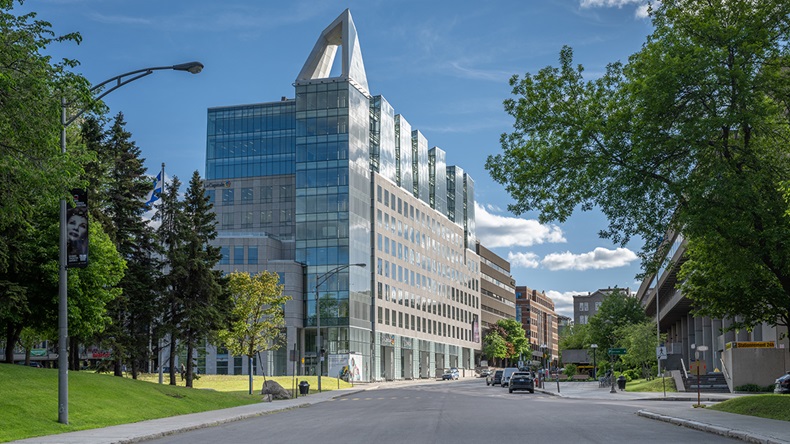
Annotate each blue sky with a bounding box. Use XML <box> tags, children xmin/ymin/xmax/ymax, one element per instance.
<box><xmin>21</xmin><ymin>0</ymin><xmax>657</xmax><ymax>317</ymax></box>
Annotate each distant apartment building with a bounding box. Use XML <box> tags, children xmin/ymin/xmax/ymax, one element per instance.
<box><xmin>557</xmin><ymin>315</ymin><xmax>572</xmax><ymax>337</ymax></box>
<box><xmin>573</xmin><ymin>287</ymin><xmax>630</xmax><ymax>325</ymax></box>
<box><xmin>516</xmin><ymin>286</ymin><xmax>558</xmax><ymax>368</ymax></box>
<box><xmin>476</xmin><ymin>242</ymin><xmax>516</xmax><ymax>332</ymax></box>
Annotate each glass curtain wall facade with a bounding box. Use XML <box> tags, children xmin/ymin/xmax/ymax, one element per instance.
<box><xmin>202</xmin><ymin>9</ymin><xmax>482</xmax><ymax>380</ymax></box>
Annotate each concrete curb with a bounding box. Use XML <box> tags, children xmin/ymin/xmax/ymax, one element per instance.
<box><xmin>636</xmin><ymin>410</ymin><xmax>789</xmax><ymax>444</ymax></box>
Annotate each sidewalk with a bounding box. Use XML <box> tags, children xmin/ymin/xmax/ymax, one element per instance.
<box><xmin>12</xmin><ymin>378</ymin><xmax>789</xmax><ymax>444</ymax></box>
<box><xmin>536</xmin><ymin>380</ymin><xmax>790</xmax><ymax>444</ymax></box>
<box><xmin>12</xmin><ymin>388</ymin><xmax>365</xmax><ymax>444</ymax></box>
<box><xmin>11</xmin><ymin>378</ymin><xmax>447</xmax><ymax>444</ymax></box>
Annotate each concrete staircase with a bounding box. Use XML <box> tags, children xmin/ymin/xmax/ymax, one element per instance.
<box><xmin>683</xmin><ymin>372</ymin><xmax>730</xmax><ymax>393</ymax></box>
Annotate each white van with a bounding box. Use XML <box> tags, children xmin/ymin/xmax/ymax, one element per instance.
<box><xmin>501</xmin><ymin>367</ymin><xmax>519</xmax><ymax>387</ymax></box>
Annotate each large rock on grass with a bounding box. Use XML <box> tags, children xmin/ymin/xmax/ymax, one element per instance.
<box><xmin>261</xmin><ymin>380</ymin><xmax>291</xmax><ymax>400</ymax></box>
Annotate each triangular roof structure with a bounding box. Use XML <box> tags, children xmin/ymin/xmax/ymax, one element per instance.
<box><xmin>296</xmin><ymin>9</ymin><xmax>369</xmax><ymax>96</ymax></box>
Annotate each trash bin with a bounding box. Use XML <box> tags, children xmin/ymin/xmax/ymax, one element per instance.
<box><xmin>617</xmin><ymin>375</ymin><xmax>626</xmax><ymax>391</ymax></box>
<box><xmin>299</xmin><ymin>380</ymin><xmax>310</xmax><ymax>395</ymax></box>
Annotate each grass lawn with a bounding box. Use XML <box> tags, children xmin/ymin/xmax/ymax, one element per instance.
<box><xmin>708</xmin><ymin>394</ymin><xmax>790</xmax><ymax>421</ymax></box>
<box><xmin>0</xmin><ymin>363</ymin><xmax>350</xmax><ymax>443</ymax></box>
<box><xmin>625</xmin><ymin>377</ymin><xmax>677</xmax><ymax>392</ymax></box>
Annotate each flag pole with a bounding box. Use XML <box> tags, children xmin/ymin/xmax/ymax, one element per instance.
<box><xmin>158</xmin><ymin>162</ymin><xmax>166</xmax><ymax>385</ymax></box>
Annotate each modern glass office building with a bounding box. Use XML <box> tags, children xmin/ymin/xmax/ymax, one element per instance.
<box><xmin>205</xmin><ymin>9</ymin><xmax>480</xmax><ymax>381</ymax></box>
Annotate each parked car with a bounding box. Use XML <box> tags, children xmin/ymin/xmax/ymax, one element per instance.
<box><xmin>508</xmin><ymin>372</ymin><xmax>535</xmax><ymax>393</ymax></box>
<box><xmin>775</xmin><ymin>371</ymin><xmax>790</xmax><ymax>394</ymax></box>
<box><xmin>487</xmin><ymin>369</ymin><xmax>503</xmax><ymax>386</ymax></box>
<box><xmin>442</xmin><ymin>368</ymin><xmax>459</xmax><ymax>380</ymax></box>
<box><xmin>501</xmin><ymin>367</ymin><xmax>519</xmax><ymax>387</ymax></box>
<box><xmin>478</xmin><ymin>367</ymin><xmax>491</xmax><ymax>378</ymax></box>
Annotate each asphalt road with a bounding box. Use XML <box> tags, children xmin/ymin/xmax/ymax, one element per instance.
<box><xmin>142</xmin><ymin>379</ymin><xmax>740</xmax><ymax>444</ymax></box>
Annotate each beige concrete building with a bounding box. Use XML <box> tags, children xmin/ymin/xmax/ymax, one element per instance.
<box><xmin>476</xmin><ymin>243</ymin><xmax>516</xmax><ymax>332</ymax></box>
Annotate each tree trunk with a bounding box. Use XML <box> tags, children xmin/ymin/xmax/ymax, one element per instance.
<box><xmin>186</xmin><ymin>337</ymin><xmax>194</xmax><ymax>388</ymax></box>
<box><xmin>168</xmin><ymin>338</ymin><xmax>177</xmax><ymax>386</ymax></box>
<box><xmin>5</xmin><ymin>323</ymin><xmax>21</xmax><ymax>363</ymax></box>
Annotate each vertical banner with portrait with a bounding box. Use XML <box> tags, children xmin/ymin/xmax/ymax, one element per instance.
<box><xmin>67</xmin><ymin>189</ymin><xmax>88</xmax><ymax>268</ymax></box>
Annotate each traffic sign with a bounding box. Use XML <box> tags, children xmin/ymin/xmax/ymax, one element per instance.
<box><xmin>608</xmin><ymin>348</ymin><xmax>627</xmax><ymax>355</ymax></box>
<box><xmin>656</xmin><ymin>346</ymin><xmax>667</xmax><ymax>360</ymax></box>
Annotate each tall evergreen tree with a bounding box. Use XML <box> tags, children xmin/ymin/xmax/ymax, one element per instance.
<box><xmin>156</xmin><ymin>175</ymin><xmax>186</xmax><ymax>385</ymax></box>
<box><xmin>177</xmin><ymin>171</ymin><xmax>228</xmax><ymax>388</ymax></box>
<box><xmin>99</xmin><ymin>112</ymin><xmax>162</xmax><ymax>378</ymax></box>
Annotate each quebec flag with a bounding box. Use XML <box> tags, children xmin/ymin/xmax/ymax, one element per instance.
<box><xmin>144</xmin><ymin>172</ymin><xmax>163</xmax><ymax>207</ymax></box>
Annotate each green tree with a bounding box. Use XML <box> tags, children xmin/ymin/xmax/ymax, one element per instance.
<box><xmin>95</xmin><ymin>112</ymin><xmax>162</xmax><ymax>378</ymax></box>
<box><xmin>174</xmin><ymin>171</ymin><xmax>228</xmax><ymax>388</ymax></box>
<box><xmin>0</xmin><ymin>0</ymin><xmax>91</xmax><ymax>363</ymax></box>
<box><xmin>218</xmin><ymin>271</ymin><xmax>290</xmax><ymax>395</ymax></box>
<box><xmin>587</xmin><ymin>290</ymin><xmax>647</xmax><ymax>354</ymax></box>
<box><xmin>491</xmin><ymin>319</ymin><xmax>528</xmax><ymax>366</ymax></box>
<box><xmin>485</xmin><ymin>0</ymin><xmax>790</xmax><ymax>334</ymax></box>
<box><xmin>558</xmin><ymin>322</ymin><xmax>589</xmax><ymax>351</ymax></box>
<box><xmin>156</xmin><ymin>175</ymin><xmax>185</xmax><ymax>385</ymax></box>
<box><xmin>617</xmin><ymin>321</ymin><xmax>664</xmax><ymax>380</ymax></box>
<box><xmin>482</xmin><ymin>330</ymin><xmax>507</xmax><ymax>366</ymax></box>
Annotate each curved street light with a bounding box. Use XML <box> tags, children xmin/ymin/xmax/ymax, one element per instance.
<box><xmin>590</xmin><ymin>343</ymin><xmax>598</xmax><ymax>380</ymax></box>
<box><xmin>314</xmin><ymin>263</ymin><xmax>366</xmax><ymax>392</ymax></box>
<box><xmin>58</xmin><ymin>61</ymin><xmax>203</xmax><ymax>424</ymax></box>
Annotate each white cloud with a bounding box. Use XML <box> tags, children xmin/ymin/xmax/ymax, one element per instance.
<box><xmin>506</xmin><ymin>252</ymin><xmax>540</xmax><ymax>269</ymax></box>
<box><xmin>579</xmin><ymin>0</ymin><xmax>656</xmax><ymax>18</ymax></box>
<box><xmin>580</xmin><ymin>0</ymin><xmax>644</xmax><ymax>7</ymax></box>
<box><xmin>541</xmin><ymin>247</ymin><xmax>638</xmax><ymax>271</ymax></box>
<box><xmin>475</xmin><ymin>203</ymin><xmax>566</xmax><ymax>248</ymax></box>
<box><xmin>545</xmin><ymin>290</ymin><xmax>587</xmax><ymax>318</ymax></box>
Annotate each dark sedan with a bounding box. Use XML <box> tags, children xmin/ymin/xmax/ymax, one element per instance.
<box><xmin>508</xmin><ymin>372</ymin><xmax>535</xmax><ymax>394</ymax></box>
<box><xmin>775</xmin><ymin>371</ymin><xmax>790</xmax><ymax>394</ymax></box>
<box><xmin>487</xmin><ymin>369</ymin><xmax>503</xmax><ymax>386</ymax></box>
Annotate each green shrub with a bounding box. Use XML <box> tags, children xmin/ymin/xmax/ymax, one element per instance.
<box><xmin>623</xmin><ymin>369</ymin><xmax>640</xmax><ymax>381</ymax></box>
<box><xmin>735</xmin><ymin>384</ymin><xmax>774</xmax><ymax>393</ymax></box>
<box><xmin>564</xmin><ymin>364</ymin><xmax>577</xmax><ymax>379</ymax></box>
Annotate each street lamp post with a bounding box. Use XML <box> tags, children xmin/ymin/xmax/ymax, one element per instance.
<box><xmin>57</xmin><ymin>61</ymin><xmax>203</xmax><ymax>424</ymax></box>
<box><xmin>314</xmin><ymin>263</ymin><xmax>366</xmax><ymax>393</ymax></box>
<box><xmin>540</xmin><ymin>344</ymin><xmax>547</xmax><ymax>388</ymax></box>
<box><xmin>590</xmin><ymin>344</ymin><xmax>598</xmax><ymax>380</ymax></box>
<box><xmin>695</xmin><ymin>345</ymin><xmax>708</xmax><ymax>407</ymax></box>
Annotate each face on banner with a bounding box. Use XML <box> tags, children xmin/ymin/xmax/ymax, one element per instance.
<box><xmin>67</xmin><ymin>189</ymin><xmax>88</xmax><ymax>268</ymax></box>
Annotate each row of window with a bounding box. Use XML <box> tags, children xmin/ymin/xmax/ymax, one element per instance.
<box><xmin>577</xmin><ymin>301</ymin><xmax>602</xmax><ymax>312</ymax></box>
<box><xmin>212</xmin><ymin>185</ymin><xmax>295</xmax><ymax>205</ymax></box>
<box><xmin>208</xmin><ymin>107</ymin><xmax>295</xmax><ymax>136</ymax></box>
<box><xmin>206</xmin><ymin>159</ymin><xmax>295</xmax><ymax>179</ymax></box>
<box><xmin>219</xmin><ymin>246</ymin><xmax>258</xmax><ymax>265</ymax></box>
<box><xmin>376</xmin><ymin>281</ymin><xmax>477</xmax><ymax>321</ymax></box>
<box><xmin>377</xmin><ymin>306</ymin><xmax>473</xmax><ymax>342</ymax></box>
<box><xmin>220</xmin><ymin>209</ymin><xmax>294</xmax><ymax>228</ymax></box>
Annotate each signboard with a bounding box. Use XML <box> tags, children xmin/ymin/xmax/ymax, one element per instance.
<box><xmin>656</xmin><ymin>346</ymin><xmax>667</xmax><ymax>360</ymax></box>
<box><xmin>689</xmin><ymin>360</ymin><xmax>707</xmax><ymax>374</ymax></box>
<box><xmin>328</xmin><ymin>352</ymin><xmax>363</xmax><ymax>382</ymax></box>
<box><xmin>725</xmin><ymin>341</ymin><xmax>775</xmax><ymax>349</ymax></box>
<box><xmin>608</xmin><ymin>348</ymin><xmax>627</xmax><ymax>355</ymax></box>
<box><xmin>67</xmin><ymin>189</ymin><xmax>89</xmax><ymax>268</ymax></box>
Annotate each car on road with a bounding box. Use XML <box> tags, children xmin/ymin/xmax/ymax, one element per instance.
<box><xmin>500</xmin><ymin>367</ymin><xmax>519</xmax><ymax>387</ymax></box>
<box><xmin>487</xmin><ymin>369</ymin><xmax>503</xmax><ymax>386</ymax></box>
<box><xmin>775</xmin><ymin>371</ymin><xmax>790</xmax><ymax>394</ymax></box>
<box><xmin>442</xmin><ymin>368</ymin><xmax>459</xmax><ymax>380</ymax></box>
<box><xmin>508</xmin><ymin>372</ymin><xmax>535</xmax><ymax>394</ymax></box>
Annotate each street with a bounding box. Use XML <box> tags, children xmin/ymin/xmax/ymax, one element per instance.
<box><xmin>142</xmin><ymin>379</ymin><xmax>740</xmax><ymax>443</ymax></box>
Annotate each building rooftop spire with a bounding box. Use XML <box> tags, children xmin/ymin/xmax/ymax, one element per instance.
<box><xmin>296</xmin><ymin>9</ymin><xmax>369</xmax><ymax>95</ymax></box>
